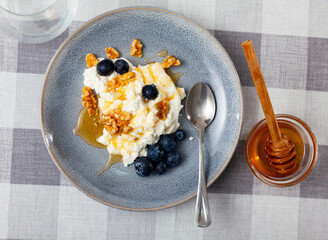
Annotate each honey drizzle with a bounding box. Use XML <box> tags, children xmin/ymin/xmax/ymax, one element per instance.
<box><xmin>144</xmin><ymin>50</ymin><xmax>168</xmax><ymax>62</ymax></box>
<box><xmin>97</xmin><ymin>154</ymin><xmax>123</xmax><ymax>175</ymax></box>
<box><xmin>164</xmin><ymin>68</ymin><xmax>184</xmax><ymax>84</ymax></box>
<box><xmin>148</xmin><ymin>65</ymin><xmax>157</xmax><ymax>83</ymax></box>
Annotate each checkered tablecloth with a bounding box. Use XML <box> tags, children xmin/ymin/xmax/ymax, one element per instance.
<box><xmin>1</xmin><ymin>0</ymin><xmax>328</xmax><ymax>239</ymax></box>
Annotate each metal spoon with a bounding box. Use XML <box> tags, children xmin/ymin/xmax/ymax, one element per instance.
<box><xmin>185</xmin><ymin>82</ymin><xmax>216</xmax><ymax>228</ymax></box>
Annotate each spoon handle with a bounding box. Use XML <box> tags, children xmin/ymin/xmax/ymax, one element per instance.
<box><xmin>194</xmin><ymin>129</ymin><xmax>211</xmax><ymax>227</ymax></box>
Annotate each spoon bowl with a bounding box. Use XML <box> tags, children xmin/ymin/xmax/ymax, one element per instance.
<box><xmin>185</xmin><ymin>82</ymin><xmax>216</xmax><ymax>228</ymax></box>
<box><xmin>185</xmin><ymin>82</ymin><xmax>216</xmax><ymax>129</ymax></box>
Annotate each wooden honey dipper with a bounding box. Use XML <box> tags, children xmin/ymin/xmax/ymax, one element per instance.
<box><xmin>242</xmin><ymin>40</ymin><xmax>297</xmax><ymax>174</ymax></box>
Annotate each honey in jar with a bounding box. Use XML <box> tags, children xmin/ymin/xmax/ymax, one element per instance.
<box><xmin>245</xmin><ymin>114</ymin><xmax>317</xmax><ymax>187</ymax></box>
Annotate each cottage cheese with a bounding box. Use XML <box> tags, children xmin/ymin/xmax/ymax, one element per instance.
<box><xmin>83</xmin><ymin>58</ymin><xmax>185</xmax><ymax>166</ymax></box>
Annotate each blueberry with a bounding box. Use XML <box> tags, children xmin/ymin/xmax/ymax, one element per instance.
<box><xmin>134</xmin><ymin>157</ymin><xmax>153</xmax><ymax>177</ymax></box>
<box><xmin>142</xmin><ymin>84</ymin><xmax>158</xmax><ymax>100</ymax></box>
<box><xmin>165</xmin><ymin>151</ymin><xmax>181</xmax><ymax>167</ymax></box>
<box><xmin>175</xmin><ymin>129</ymin><xmax>187</xmax><ymax>140</ymax></box>
<box><xmin>97</xmin><ymin>59</ymin><xmax>114</xmax><ymax>76</ymax></box>
<box><xmin>153</xmin><ymin>161</ymin><xmax>167</xmax><ymax>175</ymax></box>
<box><xmin>114</xmin><ymin>59</ymin><xmax>129</xmax><ymax>74</ymax></box>
<box><xmin>147</xmin><ymin>143</ymin><xmax>165</xmax><ymax>162</ymax></box>
<box><xmin>160</xmin><ymin>134</ymin><xmax>177</xmax><ymax>152</ymax></box>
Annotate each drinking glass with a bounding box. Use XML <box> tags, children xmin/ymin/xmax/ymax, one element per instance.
<box><xmin>0</xmin><ymin>0</ymin><xmax>77</xmax><ymax>43</ymax></box>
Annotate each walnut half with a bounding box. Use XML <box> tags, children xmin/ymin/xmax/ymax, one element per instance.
<box><xmin>81</xmin><ymin>86</ymin><xmax>98</xmax><ymax>116</ymax></box>
<box><xmin>130</xmin><ymin>39</ymin><xmax>143</xmax><ymax>57</ymax></box>
<box><xmin>106</xmin><ymin>47</ymin><xmax>120</xmax><ymax>59</ymax></box>
<box><xmin>102</xmin><ymin>109</ymin><xmax>133</xmax><ymax>135</ymax></box>
<box><xmin>155</xmin><ymin>99</ymin><xmax>170</xmax><ymax>121</ymax></box>
<box><xmin>85</xmin><ymin>54</ymin><xmax>99</xmax><ymax>68</ymax></box>
<box><xmin>106</xmin><ymin>72</ymin><xmax>136</xmax><ymax>92</ymax></box>
<box><xmin>163</xmin><ymin>55</ymin><xmax>181</xmax><ymax>68</ymax></box>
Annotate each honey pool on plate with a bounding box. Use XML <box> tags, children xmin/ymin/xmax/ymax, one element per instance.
<box><xmin>74</xmin><ymin>108</ymin><xmax>123</xmax><ymax>174</ymax></box>
<box><xmin>74</xmin><ymin>108</ymin><xmax>105</xmax><ymax>149</ymax></box>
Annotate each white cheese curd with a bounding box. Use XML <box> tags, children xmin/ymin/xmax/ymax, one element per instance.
<box><xmin>84</xmin><ymin>58</ymin><xmax>185</xmax><ymax>166</ymax></box>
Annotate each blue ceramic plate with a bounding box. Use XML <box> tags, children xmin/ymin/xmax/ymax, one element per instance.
<box><xmin>41</xmin><ymin>7</ymin><xmax>243</xmax><ymax>210</ymax></box>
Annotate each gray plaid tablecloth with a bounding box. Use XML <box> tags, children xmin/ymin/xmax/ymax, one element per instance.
<box><xmin>1</xmin><ymin>0</ymin><xmax>328</xmax><ymax>239</ymax></box>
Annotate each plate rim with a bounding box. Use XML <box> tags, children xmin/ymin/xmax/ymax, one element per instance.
<box><xmin>40</xmin><ymin>6</ymin><xmax>244</xmax><ymax>211</ymax></box>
